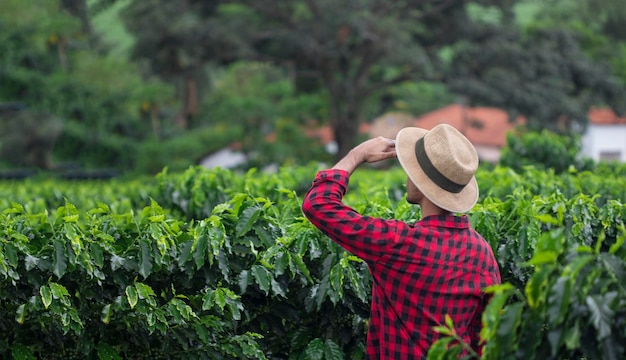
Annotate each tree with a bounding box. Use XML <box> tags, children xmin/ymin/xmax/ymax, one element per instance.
<box><xmin>114</xmin><ymin>0</ymin><xmax>470</xmax><ymax>158</ymax></box>
<box><xmin>444</xmin><ymin>1</ymin><xmax>626</xmax><ymax>134</ymax></box>
<box><xmin>228</xmin><ymin>0</ymin><xmax>473</xmax><ymax>159</ymax></box>
<box><xmin>0</xmin><ymin>105</ymin><xmax>63</xmax><ymax>170</ymax></box>
<box><xmin>110</xmin><ymin>0</ymin><xmax>626</xmax><ymax>159</ymax></box>
<box><xmin>0</xmin><ymin>0</ymin><xmax>172</xmax><ymax>171</ymax></box>
<box><xmin>120</xmin><ymin>0</ymin><xmax>231</xmax><ymax>130</ymax></box>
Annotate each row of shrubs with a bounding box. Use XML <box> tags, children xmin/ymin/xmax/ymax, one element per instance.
<box><xmin>0</xmin><ymin>164</ymin><xmax>624</xmax><ymax>359</ymax></box>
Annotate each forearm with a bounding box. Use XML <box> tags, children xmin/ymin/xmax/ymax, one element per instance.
<box><xmin>331</xmin><ymin>136</ymin><xmax>396</xmax><ymax>174</ymax></box>
<box><xmin>301</xmin><ymin>169</ymin><xmax>391</xmax><ymax>262</ymax></box>
<box><xmin>331</xmin><ymin>150</ymin><xmax>363</xmax><ymax>174</ymax></box>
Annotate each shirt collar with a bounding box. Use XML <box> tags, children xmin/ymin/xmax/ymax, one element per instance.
<box><xmin>416</xmin><ymin>214</ymin><xmax>470</xmax><ymax>229</ymax></box>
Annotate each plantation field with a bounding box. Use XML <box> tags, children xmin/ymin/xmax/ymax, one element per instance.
<box><xmin>0</xmin><ymin>164</ymin><xmax>624</xmax><ymax>359</ymax></box>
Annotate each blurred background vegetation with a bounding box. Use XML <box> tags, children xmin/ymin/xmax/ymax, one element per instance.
<box><xmin>1</xmin><ymin>0</ymin><xmax>625</xmax><ymax>177</ymax></box>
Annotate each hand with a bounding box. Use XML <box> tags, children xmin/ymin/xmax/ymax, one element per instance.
<box><xmin>352</xmin><ymin>136</ymin><xmax>397</xmax><ymax>163</ymax></box>
<box><xmin>332</xmin><ymin>137</ymin><xmax>396</xmax><ymax>173</ymax></box>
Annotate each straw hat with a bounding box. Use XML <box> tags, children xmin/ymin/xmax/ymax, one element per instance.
<box><xmin>395</xmin><ymin>124</ymin><xmax>479</xmax><ymax>213</ymax></box>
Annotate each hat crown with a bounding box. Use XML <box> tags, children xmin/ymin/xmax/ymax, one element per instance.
<box><xmin>421</xmin><ymin>124</ymin><xmax>478</xmax><ymax>188</ymax></box>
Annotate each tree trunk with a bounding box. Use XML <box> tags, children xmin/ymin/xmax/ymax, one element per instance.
<box><xmin>329</xmin><ymin>92</ymin><xmax>361</xmax><ymax>162</ymax></box>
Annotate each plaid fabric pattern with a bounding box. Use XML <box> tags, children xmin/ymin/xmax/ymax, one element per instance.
<box><xmin>302</xmin><ymin>170</ymin><xmax>501</xmax><ymax>359</ymax></box>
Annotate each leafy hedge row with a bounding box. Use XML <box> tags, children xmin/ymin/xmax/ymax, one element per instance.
<box><xmin>0</xmin><ymin>162</ymin><xmax>624</xmax><ymax>214</ymax></box>
<box><xmin>0</xmin><ymin>192</ymin><xmax>371</xmax><ymax>359</ymax></box>
<box><xmin>0</xmin><ymin>164</ymin><xmax>624</xmax><ymax>359</ymax></box>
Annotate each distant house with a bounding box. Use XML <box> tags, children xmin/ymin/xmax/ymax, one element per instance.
<box><xmin>314</xmin><ymin>106</ymin><xmax>523</xmax><ymax>164</ymax></box>
<box><xmin>408</xmin><ymin>104</ymin><xmax>524</xmax><ymax>163</ymax></box>
<box><xmin>582</xmin><ymin>108</ymin><xmax>626</xmax><ymax>162</ymax></box>
<box><xmin>371</xmin><ymin>104</ymin><xmax>626</xmax><ymax>164</ymax></box>
<box><xmin>200</xmin><ymin>104</ymin><xmax>626</xmax><ymax>169</ymax></box>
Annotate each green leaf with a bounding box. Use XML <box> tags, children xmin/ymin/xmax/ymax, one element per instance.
<box><xmin>0</xmin><ymin>257</ymin><xmax>12</xmax><ymax>279</ymax></box>
<box><xmin>608</xmin><ymin>232</ymin><xmax>624</xmax><ymax>254</ymax></box>
<box><xmin>563</xmin><ymin>254</ymin><xmax>594</xmax><ymax>280</ymax></box>
<box><xmin>151</xmin><ymin>223</ymin><xmax>168</xmax><ymax>257</ymax></box>
<box><xmin>101</xmin><ymin>304</ymin><xmax>112</xmax><ymax>324</ymax></box>
<box><xmin>329</xmin><ymin>262</ymin><xmax>344</xmax><ymax>296</ymax></box>
<box><xmin>97</xmin><ymin>342</ymin><xmax>122</xmax><ymax>360</ymax></box>
<box><xmin>599</xmin><ymin>253</ymin><xmax>626</xmax><ymax>284</ymax></box>
<box><xmin>525</xmin><ymin>267</ymin><xmax>550</xmax><ymax>308</ymax></box>
<box><xmin>547</xmin><ymin>329</ymin><xmax>563</xmax><ymax>357</ymax></box>
<box><xmin>236</xmin><ymin>205</ymin><xmax>262</xmax><ymax>237</ymax></box>
<box><xmin>135</xmin><ymin>282</ymin><xmax>156</xmax><ymax>299</ymax></box>
<box><xmin>547</xmin><ymin>277</ymin><xmax>572</xmax><ymax>325</ymax></box>
<box><xmin>323</xmin><ymin>339</ymin><xmax>344</xmax><ymax>360</ymax></box>
<box><xmin>91</xmin><ymin>242</ymin><xmax>104</xmax><ymax>267</ymax></box>
<box><xmin>344</xmin><ymin>263</ymin><xmax>368</xmax><ymax>303</ymax></box>
<box><xmin>53</xmin><ymin>239</ymin><xmax>67</xmax><ymax>279</ymax></box>
<box><xmin>426</xmin><ymin>337</ymin><xmax>454</xmax><ymax>360</ymax></box>
<box><xmin>135</xmin><ymin>283</ymin><xmax>157</xmax><ymax>307</ymax></box>
<box><xmin>49</xmin><ymin>283</ymin><xmax>70</xmax><ymax>306</ymax></box>
<box><xmin>11</xmin><ymin>343</ymin><xmax>36</xmax><ymax>360</ymax></box>
<box><xmin>238</xmin><ymin>270</ymin><xmax>250</xmax><ymax>294</ymax></box>
<box><xmin>138</xmin><ymin>238</ymin><xmax>153</xmax><ymax>279</ymax></box>
<box><xmin>481</xmin><ymin>283</ymin><xmax>515</xmax><ymax>342</ymax></box>
<box><xmin>274</xmin><ymin>251</ymin><xmax>289</xmax><ymax>276</ymax></box>
<box><xmin>291</xmin><ymin>253</ymin><xmax>313</xmax><ymax>284</ymax></box>
<box><xmin>563</xmin><ymin>319</ymin><xmax>581</xmax><ymax>350</ymax></box>
<box><xmin>534</xmin><ymin>214</ymin><xmax>561</xmax><ymax>225</ymax></box>
<box><xmin>586</xmin><ymin>292</ymin><xmax>617</xmax><ymax>341</ymax></box>
<box><xmin>208</xmin><ymin>225</ymin><xmax>225</xmax><ymax>258</ymax></box>
<box><xmin>444</xmin><ymin>314</ymin><xmax>454</xmax><ymax>330</ymax></box>
<box><xmin>252</xmin><ymin>264</ymin><xmax>271</xmax><ymax>295</ymax></box>
<box><xmin>496</xmin><ymin>302</ymin><xmax>524</xmax><ymax>356</ymax></box>
<box><xmin>304</xmin><ymin>338</ymin><xmax>324</xmax><ymax>360</ymax></box>
<box><xmin>526</xmin><ymin>251</ymin><xmax>558</xmax><ymax>266</ymax></box>
<box><xmin>202</xmin><ymin>288</ymin><xmax>214</xmax><ymax>311</ymax></box>
<box><xmin>5</xmin><ymin>243</ymin><xmax>18</xmax><ymax>267</ymax></box>
<box><xmin>40</xmin><ymin>285</ymin><xmax>52</xmax><ymax>309</ymax></box>
<box><xmin>192</xmin><ymin>234</ymin><xmax>208</xmax><ymax>269</ymax></box>
<box><xmin>15</xmin><ymin>304</ymin><xmax>26</xmax><ymax>325</ymax></box>
<box><xmin>432</xmin><ymin>326</ymin><xmax>452</xmax><ymax>337</ymax></box>
<box><xmin>110</xmin><ymin>255</ymin><xmax>125</xmax><ymax>271</ymax></box>
<box><xmin>535</xmin><ymin>229</ymin><xmax>564</xmax><ymax>254</ymax></box>
<box><xmin>126</xmin><ymin>286</ymin><xmax>138</xmax><ymax>309</ymax></box>
<box><xmin>214</xmin><ymin>288</ymin><xmax>227</xmax><ymax>311</ymax></box>
<box><xmin>315</xmin><ymin>275</ymin><xmax>331</xmax><ymax>308</ymax></box>
<box><xmin>177</xmin><ymin>240</ymin><xmax>193</xmax><ymax>267</ymax></box>
<box><xmin>271</xmin><ymin>278</ymin><xmax>287</xmax><ymax>298</ymax></box>
<box><xmin>194</xmin><ymin>322</ymin><xmax>210</xmax><ymax>344</ymax></box>
<box><xmin>172</xmin><ymin>298</ymin><xmax>194</xmax><ymax>321</ymax></box>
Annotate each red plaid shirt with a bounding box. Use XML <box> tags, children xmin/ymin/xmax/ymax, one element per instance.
<box><xmin>302</xmin><ymin>170</ymin><xmax>501</xmax><ymax>359</ymax></box>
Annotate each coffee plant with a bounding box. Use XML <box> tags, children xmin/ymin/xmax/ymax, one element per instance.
<box><xmin>0</xmin><ymin>164</ymin><xmax>624</xmax><ymax>359</ymax></box>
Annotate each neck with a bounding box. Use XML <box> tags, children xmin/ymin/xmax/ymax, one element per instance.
<box><xmin>419</xmin><ymin>199</ymin><xmax>452</xmax><ymax>218</ymax></box>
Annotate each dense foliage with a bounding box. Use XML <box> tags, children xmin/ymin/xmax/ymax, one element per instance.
<box><xmin>0</xmin><ymin>163</ymin><xmax>624</xmax><ymax>359</ymax></box>
<box><xmin>499</xmin><ymin>129</ymin><xmax>589</xmax><ymax>174</ymax></box>
<box><xmin>0</xmin><ymin>0</ymin><xmax>173</xmax><ymax>171</ymax></box>
<box><xmin>3</xmin><ymin>0</ymin><xmax>626</xmax><ymax>174</ymax></box>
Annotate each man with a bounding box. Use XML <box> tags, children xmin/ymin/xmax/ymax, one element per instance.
<box><xmin>302</xmin><ymin>124</ymin><xmax>501</xmax><ymax>359</ymax></box>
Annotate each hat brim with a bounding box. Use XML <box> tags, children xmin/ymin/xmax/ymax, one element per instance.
<box><xmin>395</xmin><ymin>127</ymin><xmax>478</xmax><ymax>213</ymax></box>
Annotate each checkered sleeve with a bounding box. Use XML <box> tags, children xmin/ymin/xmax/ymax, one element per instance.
<box><xmin>302</xmin><ymin>169</ymin><xmax>395</xmax><ymax>262</ymax></box>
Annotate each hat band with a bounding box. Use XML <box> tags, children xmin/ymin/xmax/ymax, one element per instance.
<box><xmin>415</xmin><ymin>137</ymin><xmax>465</xmax><ymax>193</ymax></box>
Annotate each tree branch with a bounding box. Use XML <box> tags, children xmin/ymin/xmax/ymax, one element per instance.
<box><xmin>363</xmin><ymin>70</ymin><xmax>423</xmax><ymax>98</ymax></box>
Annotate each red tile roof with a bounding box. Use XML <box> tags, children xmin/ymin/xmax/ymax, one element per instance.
<box><xmin>304</xmin><ymin>105</ymin><xmax>624</xmax><ymax>149</ymax></box>
<box><xmin>411</xmin><ymin>104</ymin><xmax>524</xmax><ymax>147</ymax></box>
<box><xmin>588</xmin><ymin>107</ymin><xmax>626</xmax><ymax>125</ymax></box>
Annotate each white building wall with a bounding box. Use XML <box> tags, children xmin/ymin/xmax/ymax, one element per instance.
<box><xmin>582</xmin><ymin>125</ymin><xmax>626</xmax><ymax>162</ymax></box>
